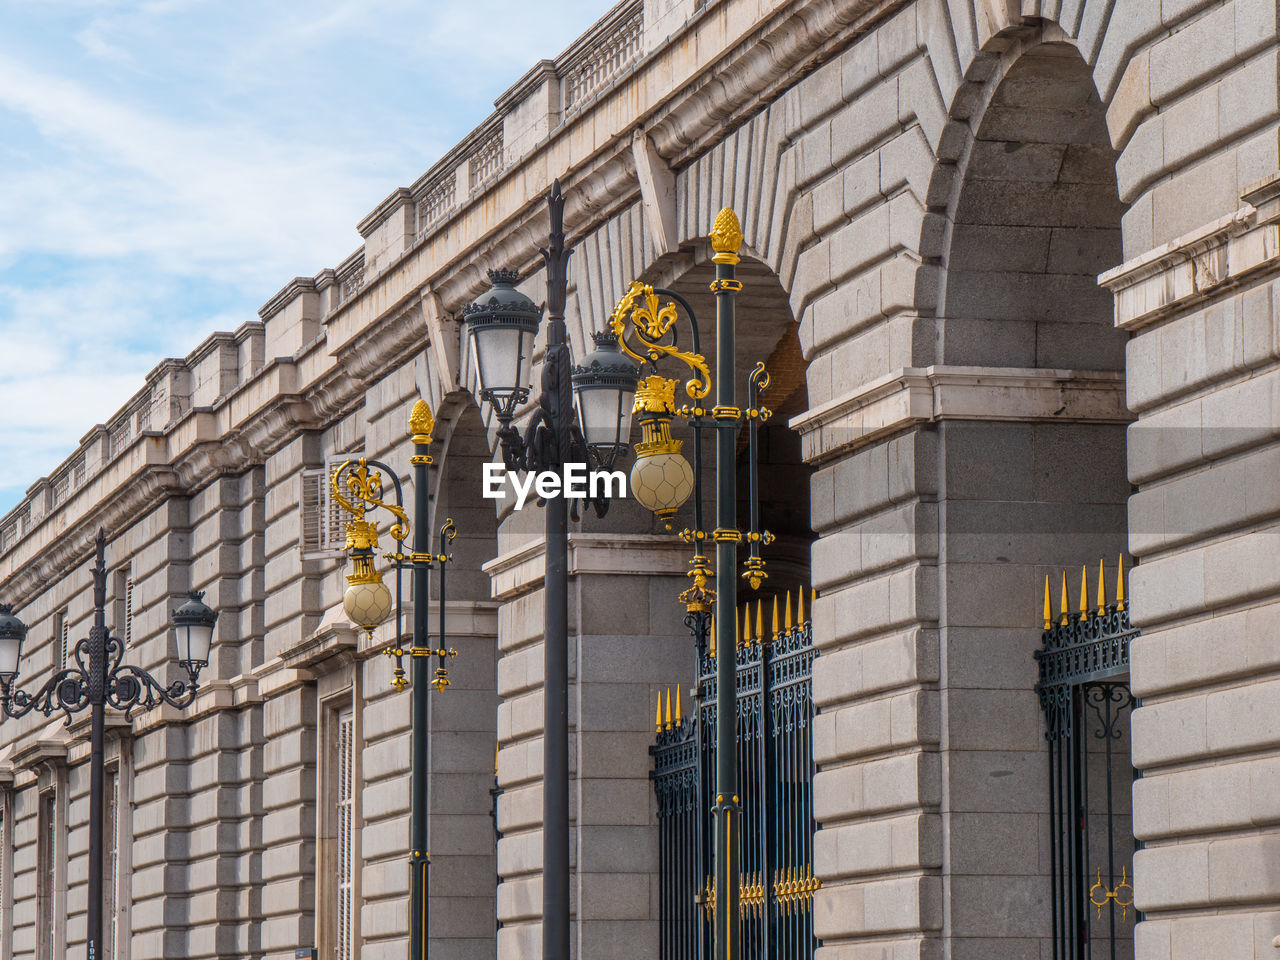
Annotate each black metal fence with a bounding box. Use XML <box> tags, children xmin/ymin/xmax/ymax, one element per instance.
<box><xmin>652</xmin><ymin>594</ymin><xmax>818</xmax><ymax>960</ymax></box>
<box><xmin>1035</xmin><ymin>562</ymin><xmax>1139</xmax><ymax>960</ymax></box>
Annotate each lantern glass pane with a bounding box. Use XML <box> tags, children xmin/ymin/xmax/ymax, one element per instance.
<box><xmin>575</xmin><ymin>385</ymin><xmax>635</xmax><ymax>451</ymax></box>
<box><xmin>0</xmin><ymin>634</ymin><xmax>19</xmax><ymax>678</ymax></box>
<box><xmin>472</xmin><ymin>326</ymin><xmax>533</xmax><ymax>398</ymax></box>
<box><xmin>182</xmin><ymin>622</ymin><xmax>214</xmax><ymax>666</ymax></box>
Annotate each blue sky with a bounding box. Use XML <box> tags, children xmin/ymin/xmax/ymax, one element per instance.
<box><xmin>0</xmin><ymin>0</ymin><xmax>618</xmax><ymax>514</ymax></box>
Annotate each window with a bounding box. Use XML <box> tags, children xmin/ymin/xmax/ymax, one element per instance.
<box><xmin>38</xmin><ymin>791</ymin><xmax>57</xmax><ymax>960</ymax></box>
<box><xmin>300</xmin><ymin>454</ymin><xmax>364</xmax><ymax>559</ymax></box>
<box><xmin>321</xmin><ymin>699</ymin><xmax>359</xmax><ymax>960</ymax></box>
<box><xmin>115</xmin><ymin>566</ymin><xmax>134</xmax><ymax>647</ymax></box>
<box><xmin>336</xmin><ymin>708</ymin><xmax>356</xmax><ymax>960</ymax></box>
<box><xmin>53</xmin><ymin>610</ymin><xmax>68</xmax><ymax>670</ymax></box>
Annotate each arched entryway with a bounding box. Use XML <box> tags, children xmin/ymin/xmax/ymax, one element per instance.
<box><xmin>932</xmin><ymin>38</ymin><xmax>1134</xmax><ymax>960</ymax></box>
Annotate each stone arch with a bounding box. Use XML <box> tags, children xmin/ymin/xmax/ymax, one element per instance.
<box><xmin>936</xmin><ymin>39</ymin><xmax>1126</xmax><ymax>369</ymax></box>
<box><xmin>916</xmin><ymin>28</ymin><xmax>1133</xmax><ymax>960</ymax></box>
<box><xmin>431</xmin><ymin>395</ymin><xmax>502</xmax><ymax>600</ymax></box>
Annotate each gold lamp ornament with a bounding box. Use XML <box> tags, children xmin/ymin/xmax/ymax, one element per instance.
<box><xmin>341</xmin><ymin>517</ymin><xmax>394</xmax><ymax>632</ymax></box>
<box><xmin>630</xmin><ymin>375</ymin><xmax>695</xmax><ymax>529</ymax></box>
<box><xmin>331</xmin><ymin>460</ymin><xmax>408</xmax><ymax>637</ymax></box>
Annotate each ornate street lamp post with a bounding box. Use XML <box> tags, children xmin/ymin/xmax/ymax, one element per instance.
<box><xmin>330</xmin><ymin>400</ymin><xmax>460</xmax><ymax>960</ymax></box>
<box><xmin>466</xmin><ymin>181</ymin><xmax>769</xmax><ymax>960</ymax></box>
<box><xmin>463</xmin><ymin>180</ymin><xmax>639</xmax><ymax>960</ymax></box>
<box><xmin>609</xmin><ymin>209</ymin><xmax>774</xmax><ymax>960</ymax></box>
<box><xmin>0</xmin><ymin>528</ymin><xmax>216</xmax><ymax>960</ymax></box>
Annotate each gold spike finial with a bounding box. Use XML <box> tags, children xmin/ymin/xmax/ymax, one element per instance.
<box><xmin>741</xmin><ymin>604</ymin><xmax>750</xmax><ymax>646</ymax></box>
<box><xmin>785</xmin><ymin>591</ymin><xmax>793</xmax><ymax>632</ymax></box>
<box><xmin>709</xmin><ymin>615</ymin><xmax>717</xmax><ymax>658</ymax></box>
<box><xmin>1116</xmin><ymin>554</ymin><xmax>1126</xmax><ymax>611</ymax></box>
<box><xmin>664</xmin><ymin>687</ymin><xmax>673</xmax><ymax>730</ymax></box>
<box><xmin>1096</xmin><ymin>558</ymin><xmax>1107</xmax><ymax>615</ymax></box>
<box><xmin>1080</xmin><ymin>565</ymin><xmax>1089</xmax><ymax>619</ymax></box>
<box><xmin>1060</xmin><ymin>571</ymin><xmax>1068</xmax><ymax>626</ymax></box>
<box><xmin>755</xmin><ymin>599</ymin><xmax>763</xmax><ymax>643</ymax></box>
<box><xmin>798</xmin><ymin>587</ymin><xmax>806</xmax><ymax>625</ymax></box>
<box><xmin>675</xmin><ymin>687</ymin><xmax>683</xmax><ymax>726</ymax></box>
<box><xmin>710</xmin><ymin>208</ymin><xmax>743</xmax><ymax>264</ymax></box>
<box><xmin>409</xmin><ymin>398</ymin><xmax>435</xmax><ymax>444</ymax></box>
<box><xmin>656</xmin><ymin>690</ymin><xmax>663</xmax><ymax>733</ymax></box>
<box><xmin>1043</xmin><ymin>575</ymin><xmax>1051</xmax><ymax>630</ymax></box>
<box><xmin>771</xmin><ymin>595</ymin><xmax>780</xmax><ymax>640</ymax></box>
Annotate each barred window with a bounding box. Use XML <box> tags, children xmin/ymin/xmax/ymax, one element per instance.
<box><xmin>336</xmin><ymin>708</ymin><xmax>356</xmax><ymax>960</ymax></box>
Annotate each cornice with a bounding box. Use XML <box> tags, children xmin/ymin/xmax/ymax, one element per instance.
<box><xmin>647</xmin><ymin>0</ymin><xmax>902</xmax><ymax>164</ymax></box>
<box><xmin>331</xmin><ymin>293</ymin><xmax>430</xmax><ymax>382</ymax></box>
<box><xmin>10</xmin><ymin>735</ymin><xmax>68</xmax><ymax>771</ymax></box>
<box><xmin>483</xmin><ymin>532</ymin><xmax>691</xmax><ymax>601</ymax></box>
<box><xmin>357</xmin><ymin>187</ymin><xmax>414</xmax><ymax>239</ymax></box>
<box><xmin>279</xmin><ymin>619</ymin><xmax>360</xmax><ymax>672</ymax></box>
<box><xmin>259</xmin><ymin>276</ymin><xmax>320</xmax><ymax>322</ymax></box>
<box><xmin>790</xmin><ymin>365</ymin><xmax>1131</xmax><ymax>464</ymax></box>
<box><xmin>1100</xmin><ymin>174</ymin><xmax>1280</xmax><ymax>332</ymax></box>
<box><xmin>5</xmin><ymin>461</ymin><xmax>182</xmax><ymax>605</ymax></box>
<box><xmin>494</xmin><ymin>59</ymin><xmax>559</xmax><ymax>113</ymax></box>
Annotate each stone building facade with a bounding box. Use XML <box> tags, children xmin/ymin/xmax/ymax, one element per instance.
<box><xmin>1</xmin><ymin>0</ymin><xmax>1278</xmax><ymax>958</ymax></box>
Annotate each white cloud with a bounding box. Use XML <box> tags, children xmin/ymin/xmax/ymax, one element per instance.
<box><xmin>0</xmin><ymin>0</ymin><xmax>619</xmax><ymax>515</ymax></box>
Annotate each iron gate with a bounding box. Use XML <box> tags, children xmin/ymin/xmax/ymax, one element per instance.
<box><xmin>1035</xmin><ymin>562</ymin><xmax>1140</xmax><ymax>960</ymax></box>
<box><xmin>651</xmin><ymin>593</ymin><xmax>818</xmax><ymax>960</ymax></box>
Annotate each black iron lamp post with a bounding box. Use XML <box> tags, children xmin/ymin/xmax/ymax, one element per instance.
<box><xmin>463</xmin><ymin>180</ymin><xmax>640</xmax><ymax>960</ymax></box>
<box><xmin>608</xmin><ymin>208</ymin><xmax>774</xmax><ymax>960</ymax></box>
<box><xmin>330</xmin><ymin>400</ymin><xmax>460</xmax><ymax>960</ymax></box>
<box><xmin>0</xmin><ymin>528</ymin><xmax>216</xmax><ymax>960</ymax></box>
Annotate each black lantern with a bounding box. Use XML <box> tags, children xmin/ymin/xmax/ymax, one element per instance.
<box><xmin>0</xmin><ymin>604</ymin><xmax>27</xmax><ymax>683</ymax></box>
<box><xmin>171</xmin><ymin>591</ymin><xmax>217</xmax><ymax>678</ymax></box>
<box><xmin>463</xmin><ymin>269</ymin><xmax>543</xmax><ymax>418</ymax></box>
<box><xmin>571</xmin><ymin>331</ymin><xmax>640</xmax><ymax>460</ymax></box>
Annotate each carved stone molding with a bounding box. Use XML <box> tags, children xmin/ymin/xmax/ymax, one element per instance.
<box><xmin>483</xmin><ymin>532</ymin><xmax>691</xmax><ymax>601</ymax></box>
<box><xmin>790</xmin><ymin>365</ymin><xmax>1131</xmax><ymax>464</ymax></box>
<box><xmin>1100</xmin><ymin>172</ymin><xmax>1280</xmax><ymax>332</ymax></box>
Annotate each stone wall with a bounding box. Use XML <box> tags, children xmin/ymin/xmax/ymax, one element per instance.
<box><xmin>0</xmin><ymin>0</ymin><xmax>1276</xmax><ymax>958</ymax></box>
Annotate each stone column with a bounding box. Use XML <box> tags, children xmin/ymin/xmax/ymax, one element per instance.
<box><xmin>488</xmin><ymin>531</ymin><xmax>692</xmax><ymax>960</ymax></box>
<box><xmin>1101</xmin><ymin>174</ymin><xmax>1280</xmax><ymax>957</ymax></box>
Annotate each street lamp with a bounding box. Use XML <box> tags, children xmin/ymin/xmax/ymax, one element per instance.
<box><xmin>463</xmin><ymin>180</ymin><xmax>639</xmax><ymax>960</ymax></box>
<box><xmin>330</xmin><ymin>399</ymin><xmax>459</xmax><ymax>960</ymax></box>
<box><xmin>0</xmin><ymin>527</ymin><xmax>215</xmax><ymax>960</ymax></box>
<box><xmin>607</xmin><ymin>209</ymin><xmax>775</xmax><ymax>960</ymax></box>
